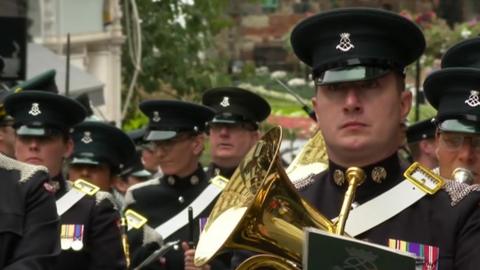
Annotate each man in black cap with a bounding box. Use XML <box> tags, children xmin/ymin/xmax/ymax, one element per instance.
<box><xmin>0</xmin><ymin>90</ymin><xmax>60</xmax><ymax>268</ymax></box>
<box><xmin>183</xmin><ymin>87</ymin><xmax>271</xmax><ymax>269</ymax></box>
<box><xmin>202</xmin><ymin>86</ymin><xmax>271</xmax><ymax>180</ymax></box>
<box><xmin>124</xmin><ymin>100</ymin><xmax>227</xmax><ymax>270</ymax></box>
<box><xmin>4</xmin><ymin>90</ymin><xmax>127</xmax><ymax>270</ymax></box>
<box><xmin>286</xmin><ymin>7</ymin><xmax>480</xmax><ymax>269</ymax></box>
<box><xmin>424</xmin><ymin>37</ymin><xmax>480</xmax><ymax>185</ymax></box>
<box><xmin>406</xmin><ymin>118</ymin><xmax>438</xmax><ymax>168</ymax></box>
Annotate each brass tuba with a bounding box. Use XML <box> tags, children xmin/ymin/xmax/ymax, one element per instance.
<box><xmin>194</xmin><ymin>126</ymin><xmax>364</xmax><ymax>269</ymax></box>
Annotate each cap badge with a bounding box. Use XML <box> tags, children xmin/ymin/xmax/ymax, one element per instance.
<box><xmin>81</xmin><ymin>131</ymin><xmax>93</xmax><ymax>144</ymax></box>
<box><xmin>28</xmin><ymin>103</ymin><xmax>41</xmax><ymax>116</ymax></box>
<box><xmin>152</xmin><ymin>111</ymin><xmax>161</xmax><ymax>122</ymax></box>
<box><xmin>336</xmin><ymin>33</ymin><xmax>354</xmax><ymax>52</ymax></box>
<box><xmin>465</xmin><ymin>90</ymin><xmax>480</xmax><ymax>107</ymax></box>
<box><xmin>220</xmin><ymin>96</ymin><xmax>230</xmax><ymax>107</ymax></box>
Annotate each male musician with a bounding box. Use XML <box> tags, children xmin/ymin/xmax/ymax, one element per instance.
<box><xmin>183</xmin><ymin>87</ymin><xmax>271</xmax><ymax>269</ymax></box>
<box><xmin>124</xmin><ymin>100</ymin><xmax>219</xmax><ymax>270</ymax></box>
<box><xmin>430</xmin><ymin>36</ymin><xmax>480</xmax><ymax>185</ymax></box>
<box><xmin>406</xmin><ymin>118</ymin><xmax>437</xmax><ymax>168</ymax></box>
<box><xmin>4</xmin><ymin>90</ymin><xmax>127</xmax><ymax>270</ymax></box>
<box><xmin>289</xmin><ymin>8</ymin><xmax>480</xmax><ymax>269</ymax></box>
<box><xmin>202</xmin><ymin>86</ymin><xmax>271</xmax><ymax>180</ymax></box>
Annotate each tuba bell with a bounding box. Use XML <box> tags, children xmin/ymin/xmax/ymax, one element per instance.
<box><xmin>194</xmin><ymin>126</ymin><xmax>364</xmax><ymax>269</ymax></box>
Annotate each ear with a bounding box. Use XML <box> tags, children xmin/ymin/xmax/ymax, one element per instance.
<box><xmin>399</xmin><ymin>90</ymin><xmax>412</xmax><ymax>119</ymax></box>
<box><xmin>192</xmin><ymin>134</ymin><xmax>205</xmax><ymax>156</ymax></box>
<box><xmin>312</xmin><ymin>96</ymin><xmax>321</xmax><ymax>127</ymax></box>
<box><xmin>64</xmin><ymin>138</ymin><xmax>74</xmax><ymax>158</ymax></box>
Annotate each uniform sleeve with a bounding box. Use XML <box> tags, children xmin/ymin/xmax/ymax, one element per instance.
<box><xmin>454</xmin><ymin>198</ymin><xmax>480</xmax><ymax>270</ymax></box>
<box><xmin>5</xmin><ymin>171</ymin><xmax>60</xmax><ymax>270</ymax></box>
<box><xmin>87</xmin><ymin>198</ymin><xmax>127</xmax><ymax>270</ymax></box>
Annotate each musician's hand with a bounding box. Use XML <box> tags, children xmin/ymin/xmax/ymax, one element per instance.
<box><xmin>183</xmin><ymin>241</ymin><xmax>210</xmax><ymax>270</ymax></box>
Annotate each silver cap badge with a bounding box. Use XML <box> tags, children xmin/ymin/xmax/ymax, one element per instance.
<box><xmin>152</xmin><ymin>111</ymin><xmax>161</xmax><ymax>122</ymax></box>
<box><xmin>28</xmin><ymin>103</ymin><xmax>41</xmax><ymax>116</ymax></box>
<box><xmin>220</xmin><ymin>96</ymin><xmax>230</xmax><ymax>107</ymax></box>
<box><xmin>81</xmin><ymin>131</ymin><xmax>93</xmax><ymax>144</ymax></box>
<box><xmin>465</xmin><ymin>90</ymin><xmax>480</xmax><ymax>107</ymax></box>
<box><xmin>336</xmin><ymin>33</ymin><xmax>354</xmax><ymax>52</ymax></box>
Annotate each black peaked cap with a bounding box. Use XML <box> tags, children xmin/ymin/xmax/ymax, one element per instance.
<box><xmin>4</xmin><ymin>91</ymin><xmax>86</xmax><ymax>133</ymax></box>
<box><xmin>70</xmin><ymin>121</ymin><xmax>136</xmax><ymax>172</ymax></box>
<box><xmin>202</xmin><ymin>87</ymin><xmax>271</xmax><ymax>125</ymax></box>
<box><xmin>424</xmin><ymin>67</ymin><xmax>480</xmax><ymax>134</ymax></box>
<box><xmin>442</xmin><ymin>37</ymin><xmax>480</xmax><ymax>69</ymax></box>
<box><xmin>406</xmin><ymin>118</ymin><xmax>436</xmax><ymax>144</ymax></box>
<box><xmin>140</xmin><ymin>100</ymin><xmax>214</xmax><ymax>141</ymax></box>
<box><xmin>290</xmin><ymin>8</ymin><xmax>425</xmax><ymax>76</ymax></box>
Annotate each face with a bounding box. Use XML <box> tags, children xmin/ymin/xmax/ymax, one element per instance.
<box><xmin>15</xmin><ymin>134</ymin><xmax>73</xmax><ymax>177</ymax></box>
<box><xmin>313</xmin><ymin>72</ymin><xmax>411</xmax><ymax>167</ymax></box>
<box><xmin>0</xmin><ymin>124</ymin><xmax>16</xmax><ymax>158</ymax></box>
<box><xmin>152</xmin><ymin>133</ymin><xmax>204</xmax><ymax>177</ymax></box>
<box><xmin>68</xmin><ymin>163</ymin><xmax>113</xmax><ymax>191</ymax></box>
<box><xmin>209</xmin><ymin>123</ymin><xmax>260</xmax><ymax>168</ymax></box>
<box><xmin>436</xmin><ymin>131</ymin><xmax>480</xmax><ymax>184</ymax></box>
<box><xmin>141</xmin><ymin>146</ymin><xmax>161</xmax><ymax>173</ymax></box>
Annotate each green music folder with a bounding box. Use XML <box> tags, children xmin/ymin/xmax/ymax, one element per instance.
<box><xmin>304</xmin><ymin>227</ymin><xmax>417</xmax><ymax>270</ymax></box>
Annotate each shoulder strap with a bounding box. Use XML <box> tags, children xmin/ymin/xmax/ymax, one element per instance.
<box><xmin>56</xmin><ymin>179</ymin><xmax>100</xmax><ymax>216</ymax></box>
<box><xmin>342</xmin><ymin>162</ymin><xmax>443</xmax><ymax>237</ymax></box>
<box><xmin>154</xmin><ymin>182</ymin><xmax>223</xmax><ymax>239</ymax></box>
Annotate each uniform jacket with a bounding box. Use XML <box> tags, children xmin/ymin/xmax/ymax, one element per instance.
<box><xmin>299</xmin><ymin>153</ymin><xmax>480</xmax><ymax>270</ymax></box>
<box><xmin>53</xmin><ymin>176</ymin><xmax>126</xmax><ymax>270</ymax></box>
<box><xmin>0</xmin><ymin>155</ymin><xmax>60</xmax><ymax>269</ymax></box>
<box><xmin>125</xmin><ymin>165</ymin><xmax>225</xmax><ymax>270</ymax></box>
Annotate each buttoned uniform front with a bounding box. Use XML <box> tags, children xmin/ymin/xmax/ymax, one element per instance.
<box><xmin>0</xmin><ymin>155</ymin><xmax>60</xmax><ymax>269</ymax></box>
<box><xmin>125</xmin><ymin>167</ymin><xmax>217</xmax><ymax>270</ymax></box>
<box><xmin>3</xmin><ymin>90</ymin><xmax>127</xmax><ymax>270</ymax></box>
<box><xmin>287</xmin><ymin>7</ymin><xmax>480</xmax><ymax>270</ymax></box>
<box><xmin>53</xmin><ymin>175</ymin><xmax>127</xmax><ymax>270</ymax></box>
<box><xmin>298</xmin><ymin>154</ymin><xmax>480</xmax><ymax>270</ymax></box>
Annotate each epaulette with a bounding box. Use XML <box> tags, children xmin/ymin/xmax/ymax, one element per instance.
<box><xmin>95</xmin><ymin>190</ymin><xmax>119</xmax><ymax>210</ymax></box>
<box><xmin>124</xmin><ymin>178</ymin><xmax>160</xmax><ymax>207</ymax></box>
<box><xmin>442</xmin><ymin>180</ymin><xmax>480</xmax><ymax>206</ymax></box>
<box><xmin>0</xmin><ymin>154</ymin><xmax>48</xmax><ymax>183</ymax></box>
<box><xmin>292</xmin><ymin>173</ymin><xmax>317</xmax><ymax>190</ymax></box>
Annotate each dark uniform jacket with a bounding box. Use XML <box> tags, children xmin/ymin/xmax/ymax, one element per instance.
<box><xmin>125</xmin><ymin>165</ymin><xmax>224</xmax><ymax>270</ymax></box>
<box><xmin>53</xmin><ymin>175</ymin><xmax>126</xmax><ymax>270</ymax></box>
<box><xmin>299</xmin><ymin>153</ymin><xmax>480</xmax><ymax>270</ymax></box>
<box><xmin>205</xmin><ymin>163</ymin><xmax>236</xmax><ymax>180</ymax></box>
<box><xmin>0</xmin><ymin>155</ymin><xmax>60</xmax><ymax>269</ymax></box>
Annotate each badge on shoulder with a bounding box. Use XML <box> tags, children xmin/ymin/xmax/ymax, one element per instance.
<box><xmin>404</xmin><ymin>162</ymin><xmax>444</xmax><ymax>195</ymax></box>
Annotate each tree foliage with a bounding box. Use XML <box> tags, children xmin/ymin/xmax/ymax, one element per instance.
<box><xmin>121</xmin><ymin>0</ymin><xmax>232</xmax><ymax>128</ymax></box>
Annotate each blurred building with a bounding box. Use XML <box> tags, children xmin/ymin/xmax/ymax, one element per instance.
<box><xmin>27</xmin><ymin>0</ymin><xmax>123</xmax><ymax>124</ymax></box>
<box><xmin>223</xmin><ymin>0</ymin><xmax>480</xmax><ymax>73</ymax></box>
